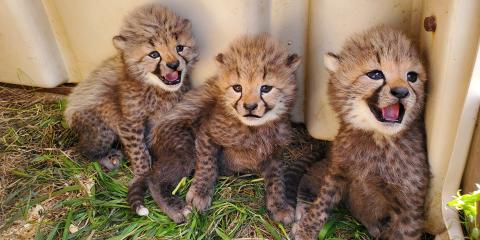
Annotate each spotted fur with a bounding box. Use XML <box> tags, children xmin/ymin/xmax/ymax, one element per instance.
<box><xmin>128</xmin><ymin>35</ymin><xmax>301</xmax><ymax>224</ymax></box>
<box><xmin>292</xmin><ymin>26</ymin><xmax>430</xmax><ymax>240</ymax></box>
<box><xmin>64</xmin><ymin>4</ymin><xmax>198</xmax><ymax>176</ymax></box>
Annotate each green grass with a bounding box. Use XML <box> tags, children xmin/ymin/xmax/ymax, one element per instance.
<box><xmin>0</xmin><ymin>86</ymin><xmax>371</xmax><ymax>239</ymax></box>
<box><xmin>448</xmin><ymin>185</ymin><xmax>480</xmax><ymax>240</ymax></box>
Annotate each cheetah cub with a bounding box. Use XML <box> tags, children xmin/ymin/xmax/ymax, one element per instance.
<box><xmin>293</xmin><ymin>27</ymin><xmax>430</xmax><ymax>239</ymax></box>
<box><xmin>64</xmin><ymin>4</ymin><xmax>198</xmax><ymax>176</ymax></box>
<box><xmin>134</xmin><ymin>35</ymin><xmax>301</xmax><ymax>224</ymax></box>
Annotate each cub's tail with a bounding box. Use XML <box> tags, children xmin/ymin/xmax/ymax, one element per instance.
<box><xmin>127</xmin><ymin>176</ymin><xmax>149</xmax><ymax>216</ymax></box>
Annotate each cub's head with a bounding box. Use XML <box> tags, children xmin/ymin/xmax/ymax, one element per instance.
<box><xmin>326</xmin><ymin>26</ymin><xmax>426</xmax><ymax>135</ymax></box>
<box><xmin>113</xmin><ymin>4</ymin><xmax>198</xmax><ymax>92</ymax></box>
<box><xmin>215</xmin><ymin>35</ymin><xmax>300</xmax><ymax>126</ymax></box>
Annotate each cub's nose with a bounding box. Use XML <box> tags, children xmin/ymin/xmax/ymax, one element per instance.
<box><xmin>166</xmin><ymin>60</ymin><xmax>180</xmax><ymax>70</ymax></box>
<box><xmin>390</xmin><ymin>87</ymin><xmax>410</xmax><ymax>99</ymax></box>
<box><xmin>243</xmin><ymin>103</ymin><xmax>258</xmax><ymax>111</ymax></box>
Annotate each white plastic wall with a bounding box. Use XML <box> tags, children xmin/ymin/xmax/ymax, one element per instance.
<box><xmin>0</xmin><ymin>0</ymin><xmax>67</xmax><ymax>87</ymax></box>
<box><xmin>418</xmin><ymin>0</ymin><xmax>480</xmax><ymax>238</ymax></box>
<box><xmin>1</xmin><ymin>0</ymin><xmax>480</xmax><ymax>238</ymax></box>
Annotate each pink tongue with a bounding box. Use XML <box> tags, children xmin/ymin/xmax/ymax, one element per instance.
<box><xmin>381</xmin><ymin>103</ymin><xmax>400</xmax><ymax>121</ymax></box>
<box><xmin>164</xmin><ymin>71</ymin><xmax>179</xmax><ymax>81</ymax></box>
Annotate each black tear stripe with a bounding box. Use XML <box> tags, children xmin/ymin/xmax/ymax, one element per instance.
<box><xmin>408</xmin><ymin>81</ymin><xmax>418</xmax><ymax>99</ymax></box>
<box><xmin>178</xmin><ymin>53</ymin><xmax>189</xmax><ymax>65</ymax></box>
<box><xmin>366</xmin><ymin>80</ymin><xmax>386</xmax><ymax>107</ymax></box>
<box><xmin>233</xmin><ymin>92</ymin><xmax>242</xmax><ymax>111</ymax></box>
<box><xmin>263</xmin><ymin>65</ymin><xmax>267</xmax><ymax>79</ymax></box>
<box><xmin>153</xmin><ymin>63</ymin><xmax>161</xmax><ymax>75</ymax></box>
<box><xmin>260</xmin><ymin>94</ymin><xmax>272</xmax><ymax>113</ymax></box>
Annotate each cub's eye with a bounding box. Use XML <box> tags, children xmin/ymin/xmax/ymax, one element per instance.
<box><xmin>232</xmin><ymin>84</ymin><xmax>242</xmax><ymax>92</ymax></box>
<box><xmin>176</xmin><ymin>45</ymin><xmax>184</xmax><ymax>53</ymax></box>
<box><xmin>407</xmin><ymin>71</ymin><xmax>418</xmax><ymax>83</ymax></box>
<box><xmin>148</xmin><ymin>51</ymin><xmax>160</xmax><ymax>59</ymax></box>
<box><xmin>366</xmin><ymin>70</ymin><xmax>384</xmax><ymax>80</ymax></box>
<box><xmin>260</xmin><ymin>85</ymin><xmax>273</xmax><ymax>93</ymax></box>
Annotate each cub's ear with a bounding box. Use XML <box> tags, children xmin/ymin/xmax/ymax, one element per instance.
<box><xmin>178</xmin><ymin>19</ymin><xmax>192</xmax><ymax>32</ymax></box>
<box><xmin>286</xmin><ymin>54</ymin><xmax>301</xmax><ymax>71</ymax></box>
<box><xmin>216</xmin><ymin>53</ymin><xmax>225</xmax><ymax>65</ymax></box>
<box><xmin>112</xmin><ymin>35</ymin><xmax>127</xmax><ymax>50</ymax></box>
<box><xmin>324</xmin><ymin>52</ymin><xmax>340</xmax><ymax>72</ymax></box>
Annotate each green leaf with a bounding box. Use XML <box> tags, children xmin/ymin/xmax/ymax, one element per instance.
<box><xmin>277</xmin><ymin>223</ymin><xmax>290</xmax><ymax>240</ymax></box>
<box><xmin>447</xmin><ymin>185</ymin><xmax>480</xmax><ymax>238</ymax></box>
<box><xmin>172</xmin><ymin>177</ymin><xmax>187</xmax><ymax>195</ymax></box>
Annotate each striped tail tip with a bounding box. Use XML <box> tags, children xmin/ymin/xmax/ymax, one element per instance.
<box><xmin>136</xmin><ymin>205</ymin><xmax>149</xmax><ymax>216</ymax></box>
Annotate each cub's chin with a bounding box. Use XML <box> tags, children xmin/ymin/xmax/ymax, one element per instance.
<box><xmin>236</xmin><ymin>110</ymin><xmax>282</xmax><ymax>127</ymax></box>
<box><xmin>239</xmin><ymin>114</ymin><xmax>265</xmax><ymax>127</ymax></box>
<box><xmin>145</xmin><ymin>70</ymin><xmax>185</xmax><ymax>92</ymax></box>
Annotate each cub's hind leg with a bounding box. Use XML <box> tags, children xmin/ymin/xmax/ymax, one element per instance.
<box><xmin>262</xmin><ymin>157</ymin><xmax>295</xmax><ymax>225</ymax></box>
<box><xmin>379</xmin><ymin>208</ymin><xmax>425</xmax><ymax>240</ymax></box>
<box><xmin>292</xmin><ymin>166</ymin><xmax>347</xmax><ymax>240</ymax></box>
<box><xmin>147</xmin><ymin>153</ymin><xmax>195</xmax><ymax>223</ymax></box>
<box><xmin>127</xmin><ymin>156</ymin><xmax>193</xmax><ymax>222</ymax></box>
<box><xmin>377</xmin><ymin>193</ymin><xmax>426</xmax><ymax>239</ymax></box>
<box><xmin>347</xmin><ymin>180</ymin><xmax>392</xmax><ymax>238</ymax></box>
<box><xmin>148</xmin><ymin>179</ymin><xmax>191</xmax><ymax>223</ymax></box>
<box><xmin>71</xmin><ymin>111</ymin><xmax>122</xmax><ymax>170</ymax></box>
<box><xmin>127</xmin><ymin>150</ymin><xmax>194</xmax><ymax>222</ymax></box>
<box><xmin>295</xmin><ymin>159</ymin><xmax>329</xmax><ymax>221</ymax></box>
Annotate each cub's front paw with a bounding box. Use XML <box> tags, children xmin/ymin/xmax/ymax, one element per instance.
<box><xmin>186</xmin><ymin>184</ymin><xmax>212</xmax><ymax>212</ymax></box>
<box><xmin>164</xmin><ymin>199</ymin><xmax>192</xmax><ymax>224</ymax></box>
<box><xmin>269</xmin><ymin>203</ymin><xmax>295</xmax><ymax>225</ymax></box>
<box><xmin>167</xmin><ymin>207</ymin><xmax>188</xmax><ymax>224</ymax></box>
<box><xmin>291</xmin><ymin>222</ymin><xmax>317</xmax><ymax>240</ymax></box>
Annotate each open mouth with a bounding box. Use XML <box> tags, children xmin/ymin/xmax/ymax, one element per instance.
<box><xmin>368</xmin><ymin>102</ymin><xmax>405</xmax><ymax>123</ymax></box>
<box><xmin>154</xmin><ymin>70</ymin><xmax>182</xmax><ymax>85</ymax></box>
<box><xmin>243</xmin><ymin>113</ymin><xmax>261</xmax><ymax>118</ymax></box>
